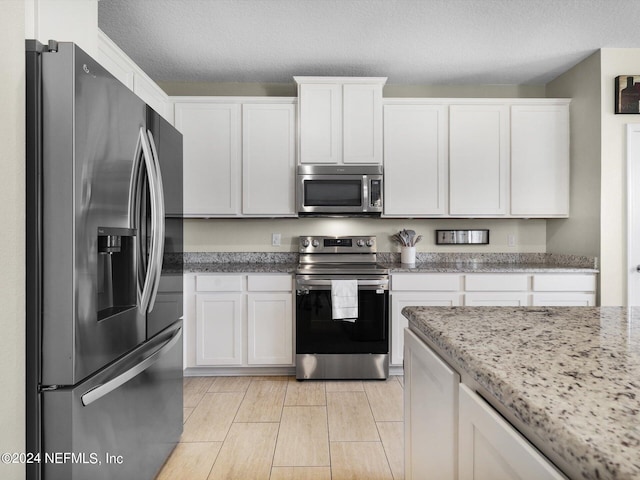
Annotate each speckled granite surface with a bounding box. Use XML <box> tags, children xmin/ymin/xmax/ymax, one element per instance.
<box><xmin>402</xmin><ymin>306</ymin><xmax>640</xmax><ymax>480</ymax></box>
<box><xmin>384</xmin><ymin>262</ymin><xmax>598</xmax><ymax>273</ymax></box>
<box><xmin>177</xmin><ymin>252</ymin><xmax>598</xmax><ymax>274</ymax></box>
<box><xmin>183</xmin><ymin>262</ymin><xmax>297</xmax><ymax>274</ymax></box>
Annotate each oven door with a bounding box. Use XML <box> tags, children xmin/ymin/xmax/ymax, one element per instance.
<box><xmin>295</xmin><ymin>275</ymin><xmax>389</xmax><ymax>354</ymax></box>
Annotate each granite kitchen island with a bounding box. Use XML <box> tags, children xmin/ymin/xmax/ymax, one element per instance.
<box><xmin>402</xmin><ymin>306</ymin><xmax>640</xmax><ymax>480</ymax></box>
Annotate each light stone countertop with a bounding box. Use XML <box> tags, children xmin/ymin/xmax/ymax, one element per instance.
<box><xmin>183</xmin><ymin>262</ymin><xmax>297</xmax><ymax>274</ymax></box>
<box><xmin>182</xmin><ymin>262</ymin><xmax>597</xmax><ymax>274</ymax></box>
<box><xmin>402</xmin><ymin>306</ymin><xmax>640</xmax><ymax>480</ymax></box>
<box><xmin>383</xmin><ymin>262</ymin><xmax>598</xmax><ymax>273</ymax></box>
<box><xmin>178</xmin><ymin>252</ymin><xmax>598</xmax><ymax>274</ymax></box>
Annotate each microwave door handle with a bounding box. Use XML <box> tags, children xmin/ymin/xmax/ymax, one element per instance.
<box><xmin>362</xmin><ymin>175</ymin><xmax>369</xmax><ymax>212</ymax></box>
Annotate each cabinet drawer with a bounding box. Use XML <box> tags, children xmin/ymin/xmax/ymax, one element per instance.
<box><xmin>532</xmin><ymin>274</ymin><xmax>596</xmax><ymax>292</ymax></box>
<box><xmin>465</xmin><ymin>274</ymin><xmax>529</xmax><ymax>291</ymax></box>
<box><xmin>532</xmin><ymin>293</ymin><xmax>595</xmax><ymax>306</ymax></box>
<box><xmin>196</xmin><ymin>275</ymin><xmax>243</xmax><ymax>292</ymax></box>
<box><xmin>392</xmin><ymin>274</ymin><xmax>461</xmax><ymax>291</ymax></box>
<box><xmin>465</xmin><ymin>292</ymin><xmax>529</xmax><ymax>306</ymax></box>
<box><xmin>247</xmin><ymin>275</ymin><xmax>292</xmax><ymax>292</ymax></box>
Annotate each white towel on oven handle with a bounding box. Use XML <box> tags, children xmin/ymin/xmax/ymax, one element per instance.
<box><xmin>331</xmin><ymin>279</ymin><xmax>358</xmax><ymax>322</ymax></box>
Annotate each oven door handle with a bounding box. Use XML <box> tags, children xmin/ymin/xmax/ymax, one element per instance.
<box><xmin>296</xmin><ymin>278</ymin><xmax>389</xmax><ymax>289</ymax></box>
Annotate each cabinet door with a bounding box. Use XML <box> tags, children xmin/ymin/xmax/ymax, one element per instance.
<box><xmin>195</xmin><ymin>293</ymin><xmax>243</xmax><ymax>365</ymax></box>
<box><xmin>511</xmin><ymin>105</ymin><xmax>569</xmax><ymax>217</ymax></box>
<box><xmin>459</xmin><ymin>384</ymin><xmax>566</xmax><ymax>480</ymax></box>
<box><xmin>449</xmin><ymin>105</ymin><xmax>509</xmax><ymax>215</ymax></box>
<box><xmin>247</xmin><ymin>293</ymin><xmax>293</xmax><ymax>365</ymax></box>
<box><xmin>298</xmin><ymin>84</ymin><xmax>342</xmax><ymax>164</ymax></box>
<box><xmin>405</xmin><ymin>329</ymin><xmax>460</xmax><ymax>480</ymax></box>
<box><xmin>343</xmin><ymin>84</ymin><xmax>383</xmax><ymax>164</ymax></box>
<box><xmin>242</xmin><ymin>103</ymin><xmax>296</xmax><ymax>216</ymax></box>
<box><xmin>384</xmin><ymin>104</ymin><xmax>448</xmax><ymax>216</ymax></box>
<box><xmin>175</xmin><ymin>103</ymin><xmax>241</xmax><ymax>216</ymax></box>
<box><xmin>391</xmin><ymin>291</ymin><xmax>460</xmax><ymax>365</ymax></box>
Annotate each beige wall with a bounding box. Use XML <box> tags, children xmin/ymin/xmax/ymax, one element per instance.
<box><xmin>545</xmin><ymin>53</ymin><xmax>602</xmax><ymax>257</ymax></box>
<box><xmin>546</xmin><ymin>48</ymin><xmax>640</xmax><ymax>305</ymax></box>
<box><xmin>599</xmin><ymin>49</ymin><xmax>640</xmax><ymax>305</ymax></box>
<box><xmin>1</xmin><ymin>2</ymin><xmax>25</xmax><ymax>479</ymax></box>
<box><xmin>185</xmin><ymin>217</ymin><xmax>546</xmax><ymax>253</ymax></box>
<box><xmin>160</xmin><ymin>81</ymin><xmax>545</xmax><ymax>98</ymax></box>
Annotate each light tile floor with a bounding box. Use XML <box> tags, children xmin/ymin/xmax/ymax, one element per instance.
<box><xmin>156</xmin><ymin>375</ymin><xmax>404</xmax><ymax>480</ymax></box>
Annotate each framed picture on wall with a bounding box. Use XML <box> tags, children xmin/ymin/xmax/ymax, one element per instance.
<box><xmin>615</xmin><ymin>75</ymin><xmax>640</xmax><ymax>113</ymax></box>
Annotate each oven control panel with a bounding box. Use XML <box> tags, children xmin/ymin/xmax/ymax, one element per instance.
<box><xmin>299</xmin><ymin>236</ymin><xmax>376</xmax><ymax>254</ymax></box>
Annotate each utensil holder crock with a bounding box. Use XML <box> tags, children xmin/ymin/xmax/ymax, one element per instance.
<box><xmin>401</xmin><ymin>246</ymin><xmax>416</xmax><ymax>265</ymax></box>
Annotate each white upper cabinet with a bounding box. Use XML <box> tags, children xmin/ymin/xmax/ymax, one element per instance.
<box><xmin>383</xmin><ymin>103</ymin><xmax>448</xmax><ymax>216</ymax></box>
<box><xmin>511</xmin><ymin>104</ymin><xmax>570</xmax><ymax>217</ymax></box>
<box><xmin>449</xmin><ymin>104</ymin><xmax>510</xmax><ymax>216</ymax></box>
<box><xmin>297</xmin><ymin>83</ymin><xmax>342</xmax><ymax>164</ymax></box>
<box><xmin>343</xmin><ymin>84</ymin><xmax>384</xmax><ymax>163</ymax></box>
<box><xmin>242</xmin><ymin>103</ymin><xmax>297</xmax><ymax>216</ymax></box>
<box><xmin>175</xmin><ymin>102</ymin><xmax>241</xmax><ymax>216</ymax></box>
<box><xmin>174</xmin><ymin>98</ymin><xmax>296</xmax><ymax>218</ymax></box>
<box><xmin>295</xmin><ymin>77</ymin><xmax>386</xmax><ymax>165</ymax></box>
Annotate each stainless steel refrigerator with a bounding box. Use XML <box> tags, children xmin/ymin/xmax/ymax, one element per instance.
<box><xmin>26</xmin><ymin>40</ymin><xmax>184</xmax><ymax>480</ymax></box>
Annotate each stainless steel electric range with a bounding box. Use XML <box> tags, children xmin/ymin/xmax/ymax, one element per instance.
<box><xmin>295</xmin><ymin>235</ymin><xmax>389</xmax><ymax>380</ymax></box>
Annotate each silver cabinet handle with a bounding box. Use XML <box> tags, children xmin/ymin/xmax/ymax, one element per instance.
<box><xmin>81</xmin><ymin>326</ymin><xmax>181</xmax><ymax>406</ymax></box>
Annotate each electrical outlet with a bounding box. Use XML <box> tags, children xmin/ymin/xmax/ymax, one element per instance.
<box><xmin>272</xmin><ymin>233</ymin><xmax>281</xmax><ymax>247</ymax></box>
<box><xmin>507</xmin><ymin>234</ymin><xmax>516</xmax><ymax>247</ymax></box>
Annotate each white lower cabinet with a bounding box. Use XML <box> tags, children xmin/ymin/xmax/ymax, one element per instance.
<box><xmin>247</xmin><ymin>293</ymin><xmax>293</xmax><ymax>365</ymax></box>
<box><xmin>391</xmin><ymin>290</ymin><xmax>461</xmax><ymax>365</ymax></box>
<box><xmin>404</xmin><ymin>329</ymin><xmax>459</xmax><ymax>480</ymax></box>
<box><xmin>458</xmin><ymin>384</ymin><xmax>565</xmax><ymax>480</ymax></box>
<box><xmin>405</xmin><ymin>329</ymin><xmax>566</xmax><ymax>480</ymax></box>
<box><xmin>196</xmin><ymin>293</ymin><xmax>243</xmax><ymax>365</ymax></box>
<box><xmin>392</xmin><ymin>272</ymin><xmax>596</xmax><ymax>366</ymax></box>
<box><xmin>187</xmin><ymin>274</ymin><xmax>294</xmax><ymax>370</ymax></box>
<box><xmin>391</xmin><ymin>274</ymin><xmax>462</xmax><ymax>366</ymax></box>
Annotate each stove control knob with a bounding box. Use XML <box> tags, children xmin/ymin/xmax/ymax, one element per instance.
<box><xmin>312</xmin><ymin>239</ymin><xmax>320</xmax><ymax>247</ymax></box>
<box><xmin>357</xmin><ymin>239</ymin><xmax>365</xmax><ymax>247</ymax></box>
<box><xmin>366</xmin><ymin>239</ymin><xmax>375</xmax><ymax>247</ymax></box>
<box><xmin>301</xmin><ymin>239</ymin><xmax>310</xmax><ymax>248</ymax></box>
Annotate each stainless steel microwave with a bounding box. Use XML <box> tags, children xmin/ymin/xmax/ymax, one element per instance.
<box><xmin>297</xmin><ymin>165</ymin><xmax>383</xmax><ymax>216</ymax></box>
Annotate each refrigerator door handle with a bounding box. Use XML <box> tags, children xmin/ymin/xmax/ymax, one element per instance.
<box><xmin>145</xmin><ymin>129</ymin><xmax>165</xmax><ymax>312</ymax></box>
<box><xmin>80</xmin><ymin>325</ymin><xmax>182</xmax><ymax>406</ymax></box>
<box><xmin>135</xmin><ymin>127</ymin><xmax>160</xmax><ymax>314</ymax></box>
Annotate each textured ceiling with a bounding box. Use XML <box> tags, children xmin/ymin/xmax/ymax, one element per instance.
<box><xmin>99</xmin><ymin>0</ymin><xmax>640</xmax><ymax>85</ymax></box>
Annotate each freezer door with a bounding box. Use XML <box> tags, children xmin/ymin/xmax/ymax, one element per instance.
<box><xmin>41</xmin><ymin>321</ymin><xmax>183</xmax><ymax>480</ymax></box>
<box><xmin>39</xmin><ymin>43</ymin><xmax>147</xmax><ymax>385</ymax></box>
